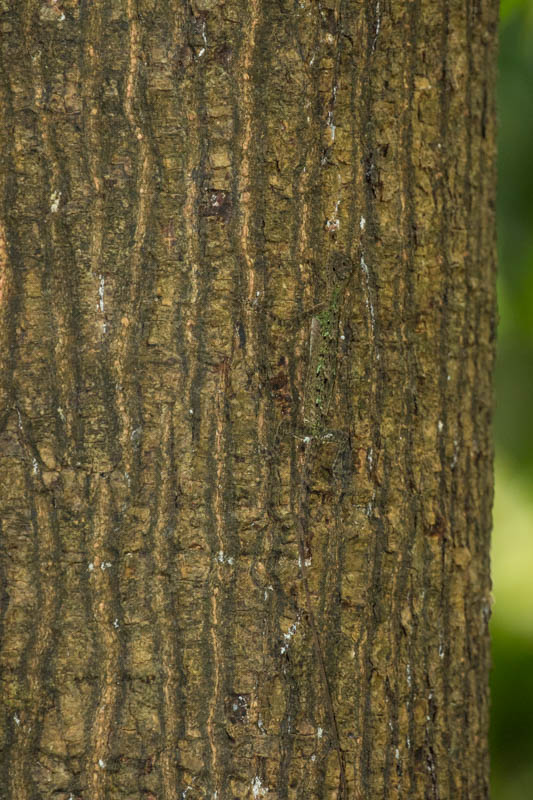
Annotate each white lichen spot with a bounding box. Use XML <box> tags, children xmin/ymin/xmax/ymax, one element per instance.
<box><xmin>360</xmin><ymin>255</ymin><xmax>379</xmax><ymax>363</ymax></box>
<box><xmin>326</xmin><ymin>199</ymin><xmax>340</xmax><ymax>233</ymax></box>
<box><xmin>438</xmin><ymin>419</ymin><xmax>444</xmax><ymax>433</ymax></box>
<box><xmin>317</xmin><ymin>726</ymin><xmax>323</xmax><ymax>739</ymax></box>
<box><xmin>88</xmin><ymin>562</ymin><xmax>94</xmax><ymax>572</ymax></box>
<box><xmin>196</xmin><ymin>20</ymin><xmax>207</xmax><ymax>58</ymax></box>
<box><xmin>360</xmin><ymin>256</ymin><xmax>376</xmax><ymax>335</ymax></box>
<box><xmin>13</xmin><ymin>713</ymin><xmax>20</xmax><ymax>726</ymax></box>
<box><xmin>395</xmin><ymin>747</ymin><xmax>400</xmax><ymax>760</ymax></box>
<box><xmin>258</xmin><ymin>714</ymin><xmax>267</xmax><ymax>734</ymax></box>
<box><xmin>50</xmin><ymin>190</ymin><xmax>61</xmax><ymax>213</ymax></box>
<box><xmin>281</xmin><ymin>617</ymin><xmax>300</xmax><ymax>654</ymax></box>
<box><xmin>57</xmin><ymin>406</ymin><xmax>65</xmax><ymax>421</ymax></box>
<box><xmin>32</xmin><ymin>458</ymin><xmax>39</xmax><ymax>475</ymax></box>
<box><xmin>406</xmin><ymin>663</ymin><xmax>412</xmax><ymax>687</ymax></box>
<box><xmin>327</xmin><ymin>110</ymin><xmax>336</xmax><ymax>142</ymax></box>
<box><xmin>451</xmin><ymin>440</ymin><xmax>459</xmax><ymax>469</ymax></box>
<box><xmin>372</xmin><ymin>0</ymin><xmax>381</xmax><ymax>52</ymax></box>
<box><xmin>439</xmin><ymin>643</ymin><xmax>445</xmax><ymax>659</ymax></box>
<box><xmin>98</xmin><ymin>275</ymin><xmax>105</xmax><ymax>313</ymax></box>
<box><xmin>113</xmin><ymin>618</ymin><xmax>119</xmax><ymax>629</ymax></box>
<box><xmin>360</xmin><ymin>216</ymin><xmax>366</xmax><ymax>230</ymax></box>
<box><xmin>189</xmin><ymin>408</ymin><xmax>194</xmax><ymax>415</ymax></box>
<box><xmin>98</xmin><ymin>759</ymin><xmax>106</xmax><ymax>769</ymax></box>
<box><xmin>340</xmin><ymin>334</ymin><xmax>345</xmax><ymax>341</ymax></box>
<box><xmin>100</xmin><ymin>561</ymin><xmax>112</xmax><ymax>571</ymax></box>
<box><xmin>252</xmin><ymin>776</ymin><xmax>268</xmax><ymax>798</ymax></box>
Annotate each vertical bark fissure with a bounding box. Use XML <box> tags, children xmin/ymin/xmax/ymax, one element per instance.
<box><xmin>468</xmin><ymin>5</ymin><xmax>498</xmax><ymax>795</ymax></box>
<box><xmin>117</xmin><ymin>0</ymin><xmax>155</xmax><ymax>469</ymax></box>
<box><xmin>295</xmin><ymin>438</ymin><xmax>348</xmax><ymax>800</ymax></box>
<box><xmin>8</xmin><ymin>453</ymin><xmax>42</xmax><ymax>800</ymax></box>
<box><xmin>435</xmin><ymin>1</ymin><xmax>455</xmax><ymax>796</ymax></box>
<box><xmin>387</xmin><ymin>0</ymin><xmax>421</xmax><ymax>794</ymax></box>
<box><xmin>358</xmin><ymin>1</ymin><xmax>387</xmax><ymax>792</ymax></box>
<box><xmin>0</xmin><ymin>73</ymin><xmax>21</xmax><ymax>431</ymax></box>
<box><xmin>459</xmin><ymin>2</ymin><xmax>478</xmax><ymax>794</ymax></box>
<box><xmin>144</xmin><ymin>402</ymin><xmax>180</xmax><ymax>800</ymax></box>
<box><xmin>207</xmin><ymin>376</ymin><xmax>228</xmax><ymax>798</ymax></box>
<box><xmin>87</xmin><ymin>478</ymin><xmax>122</xmax><ymax>799</ymax></box>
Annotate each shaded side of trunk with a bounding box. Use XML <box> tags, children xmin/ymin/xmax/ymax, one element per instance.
<box><xmin>0</xmin><ymin>1</ymin><xmax>498</xmax><ymax>798</ymax></box>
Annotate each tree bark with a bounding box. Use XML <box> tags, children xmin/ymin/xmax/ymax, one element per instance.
<box><xmin>0</xmin><ymin>1</ymin><xmax>498</xmax><ymax>798</ymax></box>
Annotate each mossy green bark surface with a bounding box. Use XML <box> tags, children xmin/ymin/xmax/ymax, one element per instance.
<box><xmin>0</xmin><ymin>1</ymin><xmax>498</xmax><ymax>798</ymax></box>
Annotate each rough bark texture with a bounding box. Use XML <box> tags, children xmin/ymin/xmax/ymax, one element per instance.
<box><xmin>0</xmin><ymin>1</ymin><xmax>498</xmax><ymax>798</ymax></box>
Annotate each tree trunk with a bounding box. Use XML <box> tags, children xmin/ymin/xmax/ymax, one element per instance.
<box><xmin>0</xmin><ymin>1</ymin><xmax>498</xmax><ymax>798</ymax></box>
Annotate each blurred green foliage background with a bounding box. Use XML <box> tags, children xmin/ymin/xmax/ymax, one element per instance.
<box><xmin>491</xmin><ymin>2</ymin><xmax>533</xmax><ymax>797</ymax></box>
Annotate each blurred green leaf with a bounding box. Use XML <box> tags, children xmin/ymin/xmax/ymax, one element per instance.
<box><xmin>500</xmin><ymin>0</ymin><xmax>533</xmax><ymax>27</ymax></box>
<box><xmin>491</xmin><ymin>6</ymin><xmax>533</xmax><ymax>800</ymax></box>
<box><xmin>490</xmin><ymin>622</ymin><xmax>533</xmax><ymax>800</ymax></box>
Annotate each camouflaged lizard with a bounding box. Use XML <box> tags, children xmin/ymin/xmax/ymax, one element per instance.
<box><xmin>293</xmin><ymin>268</ymin><xmax>353</xmax><ymax>799</ymax></box>
<box><xmin>303</xmin><ymin>279</ymin><xmax>347</xmax><ymax>437</ymax></box>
